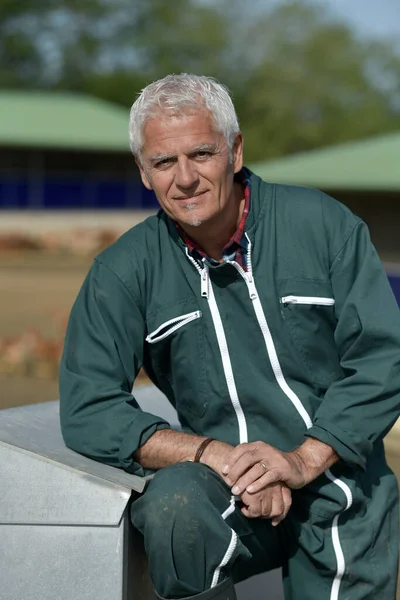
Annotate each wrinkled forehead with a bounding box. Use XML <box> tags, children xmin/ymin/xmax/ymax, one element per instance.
<box><xmin>141</xmin><ymin>108</ymin><xmax>225</xmax><ymax>153</ymax></box>
<box><xmin>143</xmin><ymin>104</ymin><xmax>212</xmax><ymax>132</ymax></box>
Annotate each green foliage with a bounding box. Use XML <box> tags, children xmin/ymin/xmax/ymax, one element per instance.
<box><xmin>0</xmin><ymin>0</ymin><xmax>399</xmax><ymax>161</ymax></box>
<box><xmin>236</xmin><ymin>1</ymin><xmax>400</xmax><ymax>160</ymax></box>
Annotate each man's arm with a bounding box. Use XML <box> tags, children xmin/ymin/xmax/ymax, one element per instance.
<box><xmin>304</xmin><ymin>220</ymin><xmax>400</xmax><ymax>469</ymax></box>
<box><xmin>133</xmin><ymin>429</ymin><xmax>234</xmax><ymax>477</ymax></box>
<box><xmin>59</xmin><ymin>259</ymin><xmax>171</xmax><ymax>475</ymax></box>
<box><xmin>224</xmin><ymin>220</ymin><xmax>400</xmax><ymax>494</ymax></box>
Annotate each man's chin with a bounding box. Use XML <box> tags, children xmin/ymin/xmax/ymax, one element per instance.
<box><xmin>180</xmin><ymin>206</ymin><xmax>204</xmax><ymax>228</ymax></box>
<box><xmin>186</xmin><ymin>217</ymin><xmax>202</xmax><ymax>227</ymax></box>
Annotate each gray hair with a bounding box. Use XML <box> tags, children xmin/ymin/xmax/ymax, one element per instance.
<box><xmin>129</xmin><ymin>73</ymin><xmax>240</xmax><ymax>159</ymax></box>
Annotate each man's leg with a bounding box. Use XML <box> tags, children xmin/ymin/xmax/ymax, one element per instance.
<box><xmin>282</xmin><ymin>469</ymin><xmax>399</xmax><ymax>600</ymax></box>
<box><xmin>131</xmin><ymin>462</ymin><xmax>285</xmax><ymax>599</ymax></box>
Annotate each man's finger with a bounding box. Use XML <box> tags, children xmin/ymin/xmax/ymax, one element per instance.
<box><xmin>265</xmin><ymin>488</ymin><xmax>284</xmax><ymax>523</ymax></box>
<box><xmin>282</xmin><ymin>485</ymin><xmax>292</xmax><ymax>517</ymax></box>
<box><xmin>230</xmin><ymin>461</ymin><xmax>268</xmax><ymax>495</ymax></box>
<box><xmin>221</xmin><ymin>442</ymin><xmax>272</xmax><ymax>476</ymax></box>
<box><xmin>241</xmin><ymin>504</ymin><xmax>259</xmax><ymax>518</ymax></box>
<box><xmin>221</xmin><ymin>443</ymin><xmax>254</xmax><ymax>476</ymax></box>
<box><xmin>241</xmin><ymin>495</ymin><xmax>262</xmax><ymax>519</ymax></box>
<box><xmin>245</xmin><ymin>468</ymin><xmax>283</xmax><ymax>493</ymax></box>
<box><xmin>271</xmin><ymin>485</ymin><xmax>292</xmax><ymax>526</ymax></box>
<box><xmin>224</xmin><ymin>449</ymin><xmax>262</xmax><ymax>486</ymax></box>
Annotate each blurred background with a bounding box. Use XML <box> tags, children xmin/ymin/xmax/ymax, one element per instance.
<box><xmin>0</xmin><ymin>2</ymin><xmax>399</xmax><ymax>411</ymax></box>
<box><xmin>1</xmin><ymin>0</ymin><xmax>400</xmax><ymax>593</ymax></box>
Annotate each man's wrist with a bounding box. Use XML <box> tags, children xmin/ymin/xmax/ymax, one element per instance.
<box><xmin>288</xmin><ymin>437</ymin><xmax>339</xmax><ymax>486</ymax></box>
<box><xmin>194</xmin><ymin>437</ymin><xmax>215</xmax><ymax>462</ymax></box>
<box><xmin>178</xmin><ymin>436</ymin><xmax>209</xmax><ymax>463</ymax></box>
<box><xmin>199</xmin><ymin>439</ymin><xmax>233</xmax><ymax>475</ymax></box>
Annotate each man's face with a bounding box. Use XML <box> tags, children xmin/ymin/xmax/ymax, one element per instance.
<box><xmin>137</xmin><ymin>110</ymin><xmax>243</xmax><ymax>228</ymax></box>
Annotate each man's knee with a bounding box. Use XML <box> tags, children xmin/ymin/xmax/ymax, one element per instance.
<box><xmin>130</xmin><ymin>463</ymin><xmax>251</xmax><ymax>598</ymax></box>
<box><xmin>151</xmin><ymin>460</ymin><xmax>218</xmax><ymax>494</ymax></box>
<box><xmin>131</xmin><ymin>462</ymin><xmax>224</xmax><ymax>536</ymax></box>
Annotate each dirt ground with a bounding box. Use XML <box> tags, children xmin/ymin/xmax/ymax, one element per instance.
<box><xmin>1</xmin><ymin>251</ymin><xmax>400</xmax><ymax>595</ymax></box>
<box><xmin>0</xmin><ymin>253</ymin><xmax>89</xmax><ymax>407</ymax></box>
<box><xmin>0</xmin><ymin>253</ymin><xmax>90</xmax><ymax>338</ymax></box>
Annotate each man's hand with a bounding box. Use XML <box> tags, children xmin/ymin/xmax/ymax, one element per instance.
<box><xmin>201</xmin><ymin>440</ymin><xmax>292</xmax><ymax>525</ymax></box>
<box><xmin>240</xmin><ymin>483</ymin><xmax>292</xmax><ymax>525</ymax></box>
<box><xmin>221</xmin><ymin>438</ymin><xmax>339</xmax><ymax>496</ymax></box>
<box><xmin>221</xmin><ymin>442</ymin><xmax>307</xmax><ymax>495</ymax></box>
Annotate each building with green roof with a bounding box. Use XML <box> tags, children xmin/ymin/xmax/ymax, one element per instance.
<box><xmin>0</xmin><ymin>91</ymin><xmax>131</xmax><ymax>152</ymax></box>
<box><xmin>1</xmin><ymin>90</ymin><xmax>399</xmax><ymax>263</ymax></box>
<box><xmin>250</xmin><ymin>131</ymin><xmax>400</xmax><ymax>192</ymax></box>
<box><xmin>250</xmin><ymin>131</ymin><xmax>400</xmax><ymax>262</ymax></box>
<box><xmin>0</xmin><ymin>91</ymin><xmax>156</xmax><ymax>209</ymax></box>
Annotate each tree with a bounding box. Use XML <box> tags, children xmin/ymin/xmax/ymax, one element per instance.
<box><xmin>0</xmin><ymin>0</ymin><xmax>399</xmax><ymax>161</ymax></box>
<box><xmin>80</xmin><ymin>0</ymin><xmax>232</xmax><ymax>106</ymax></box>
<box><xmin>234</xmin><ymin>1</ymin><xmax>400</xmax><ymax>160</ymax></box>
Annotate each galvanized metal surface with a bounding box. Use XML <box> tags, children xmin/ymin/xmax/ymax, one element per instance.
<box><xmin>0</xmin><ymin>400</ymin><xmax>146</xmax><ymax>494</ymax></box>
<box><xmin>0</xmin><ymin>442</ymin><xmax>132</xmax><ymax>525</ymax></box>
<box><xmin>0</xmin><ymin>385</ymin><xmax>180</xmax><ymax>497</ymax></box>
<box><xmin>0</xmin><ymin>387</ymin><xmax>283</xmax><ymax>600</ymax></box>
<box><xmin>0</xmin><ymin>520</ymin><xmax>128</xmax><ymax>600</ymax></box>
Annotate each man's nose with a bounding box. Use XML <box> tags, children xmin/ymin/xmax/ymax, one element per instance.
<box><xmin>175</xmin><ymin>158</ymin><xmax>199</xmax><ymax>189</ymax></box>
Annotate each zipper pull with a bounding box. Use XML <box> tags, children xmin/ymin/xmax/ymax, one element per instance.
<box><xmin>247</xmin><ymin>275</ymin><xmax>257</xmax><ymax>300</ymax></box>
<box><xmin>201</xmin><ymin>268</ymin><xmax>209</xmax><ymax>298</ymax></box>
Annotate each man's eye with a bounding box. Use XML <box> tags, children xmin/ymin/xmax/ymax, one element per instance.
<box><xmin>155</xmin><ymin>159</ymin><xmax>171</xmax><ymax>168</ymax></box>
<box><xmin>196</xmin><ymin>151</ymin><xmax>212</xmax><ymax>159</ymax></box>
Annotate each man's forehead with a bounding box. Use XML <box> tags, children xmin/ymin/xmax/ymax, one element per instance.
<box><xmin>141</xmin><ymin>110</ymin><xmax>223</xmax><ymax>154</ymax></box>
<box><xmin>144</xmin><ymin>109</ymin><xmax>215</xmax><ymax>131</ymax></box>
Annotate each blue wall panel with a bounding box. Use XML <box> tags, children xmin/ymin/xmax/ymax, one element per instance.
<box><xmin>0</xmin><ymin>177</ymin><xmax>159</xmax><ymax>209</ymax></box>
<box><xmin>387</xmin><ymin>274</ymin><xmax>400</xmax><ymax>305</ymax></box>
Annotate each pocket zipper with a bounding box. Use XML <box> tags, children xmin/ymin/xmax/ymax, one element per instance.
<box><xmin>281</xmin><ymin>295</ymin><xmax>335</xmax><ymax>306</ymax></box>
<box><xmin>146</xmin><ymin>310</ymin><xmax>202</xmax><ymax>344</ymax></box>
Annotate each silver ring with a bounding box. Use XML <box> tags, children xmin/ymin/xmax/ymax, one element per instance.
<box><xmin>260</xmin><ymin>461</ymin><xmax>268</xmax><ymax>471</ymax></box>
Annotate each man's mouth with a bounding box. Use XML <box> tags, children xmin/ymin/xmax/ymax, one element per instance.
<box><xmin>173</xmin><ymin>191</ymin><xmax>207</xmax><ymax>202</ymax></box>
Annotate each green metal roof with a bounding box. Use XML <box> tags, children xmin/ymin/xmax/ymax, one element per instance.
<box><xmin>250</xmin><ymin>131</ymin><xmax>400</xmax><ymax>191</ymax></box>
<box><xmin>0</xmin><ymin>91</ymin><xmax>131</xmax><ymax>152</ymax></box>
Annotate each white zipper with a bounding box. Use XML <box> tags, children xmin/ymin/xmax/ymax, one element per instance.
<box><xmin>230</xmin><ymin>235</ymin><xmax>312</xmax><ymax>427</ymax></box>
<box><xmin>146</xmin><ymin>310</ymin><xmax>201</xmax><ymax>344</ymax></box>
<box><xmin>207</xmin><ymin>277</ymin><xmax>248</xmax><ymax>443</ymax></box>
<box><xmin>210</xmin><ymin>529</ymin><xmax>238</xmax><ymax>588</ymax></box>
<box><xmin>201</xmin><ymin>268</ymin><xmax>209</xmax><ymax>297</ymax></box>
<box><xmin>186</xmin><ymin>250</ymin><xmax>248</xmax><ymax>444</ymax></box>
<box><xmin>231</xmin><ymin>234</ymin><xmax>353</xmax><ymax>600</ymax></box>
<box><xmin>325</xmin><ymin>469</ymin><xmax>353</xmax><ymax>600</ymax></box>
<box><xmin>184</xmin><ymin>243</ymin><xmax>354</xmax><ymax>600</ymax></box>
<box><xmin>282</xmin><ymin>295</ymin><xmax>335</xmax><ymax>306</ymax></box>
<box><xmin>231</xmin><ymin>247</ymin><xmax>313</xmax><ymax>430</ymax></box>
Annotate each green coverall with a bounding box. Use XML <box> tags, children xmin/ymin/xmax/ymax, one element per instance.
<box><xmin>60</xmin><ymin>169</ymin><xmax>400</xmax><ymax>599</ymax></box>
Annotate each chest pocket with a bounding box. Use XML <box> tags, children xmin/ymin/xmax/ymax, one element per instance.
<box><xmin>145</xmin><ymin>300</ymin><xmax>208</xmax><ymax>417</ymax></box>
<box><xmin>279</xmin><ymin>280</ymin><xmax>343</xmax><ymax>387</ymax></box>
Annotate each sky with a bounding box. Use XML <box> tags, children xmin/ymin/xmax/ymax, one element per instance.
<box><xmin>319</xmin><ymin>0</ymin><xmax>400</xmax><ymax>39</ymax></box>
<box><xmin>245</xmin><ymin>0</ymin><xmax>400</xmax><ymax>41</ymax></box>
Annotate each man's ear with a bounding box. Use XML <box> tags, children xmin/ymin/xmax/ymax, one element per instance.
<box><xmin>136</xmin><ymin>157</ymin><xmax>153</xmax><ymax>190</ymax></box>
<box><xmin>232</xmin><ymin>133</ymin><xmax>244</xmax><ymax>174</ymax></box>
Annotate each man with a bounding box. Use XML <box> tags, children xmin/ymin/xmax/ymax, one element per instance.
<box><xmin>60</xmin><ymin>74</ymin><xmax>400</xmax><ymax>600</ymax></box>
